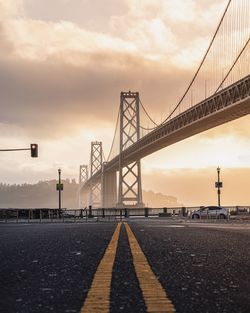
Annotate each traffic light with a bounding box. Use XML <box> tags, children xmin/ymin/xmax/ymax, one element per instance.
<box><xmin>30</xmin><ymin>144</ymin><xmax>38</xmax><ymax>157</ymax></box>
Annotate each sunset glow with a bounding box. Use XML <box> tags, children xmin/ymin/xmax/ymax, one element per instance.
<box><xmin>0</xmin><ymin>0</ymin><xmax>249</xmax><ymax>206</ymax></box>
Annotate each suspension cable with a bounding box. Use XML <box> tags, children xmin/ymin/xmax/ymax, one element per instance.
<box><xmin>102</xmin><ymin>150</ymin><xmax>107</xmax><ymax>163</ymax></box>
<box><xmin>107</xmin><ymin>109</ymin><xmax>120</xmax><ymax>161</ymax></box>
<box><xmin>140</xmin><ymin>124</ymin><xmax>159</xmax><ymax>131</ymax></box>
<box><xmin>139</xmin><ymin>99</ymin><xmax>158</xmax><ymax>127</ymax></box>
<box><xmin>161</xmin><ymin>0</ymin><xmax>232</xmax><ymax>124</ymax></box>
<box><xmin>215</xmin><ymin>36</ymin><xmax>250</xmax><ymax>93</ymax></box>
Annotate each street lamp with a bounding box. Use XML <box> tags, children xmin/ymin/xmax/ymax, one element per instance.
<box><xmin>215</xmin><ymin>167</ymin><xmax>223</xmax><ymax>206</ymax></box>
<box><xmin>58</xmin><ymin>168</ymin><xmax>62</xmax><ymax>217</ymax></box>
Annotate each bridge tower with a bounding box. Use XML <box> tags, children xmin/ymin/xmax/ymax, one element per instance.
<box><xmin>90</xmin><ymin>141</ymin><xmax>102</xmax><ymax>208</ymax></box>
<box><xmin>78</xmin><ymin>165</ymin><xmax>88</xmax><ymax>208</ymax></box>
<box><xmin>117</xmin><ymin>91</ymin><xmax>144</xmax><ymax>208</ymax></box>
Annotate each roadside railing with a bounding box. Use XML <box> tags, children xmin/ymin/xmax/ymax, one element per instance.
<box><xmin>0</xmin><ymin>206</ymin><xmax>250</xmax><ymax>223</ymax></box>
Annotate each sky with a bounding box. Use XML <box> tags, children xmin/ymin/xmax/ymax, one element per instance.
<box><xmin>0</xmin><ymin>0</ymin><xmax>250</xmax><ymax>206</ymax></box>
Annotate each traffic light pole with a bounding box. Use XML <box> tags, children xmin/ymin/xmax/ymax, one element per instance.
<box><xmin>0</xmin><ymin>148</ymin><xmax>30</xmax><ymax>151</ymax></box>
<box><xmin>0</xmin><ymin>144</ymin><xmax>38</xmax><ymax>157</ymax></box>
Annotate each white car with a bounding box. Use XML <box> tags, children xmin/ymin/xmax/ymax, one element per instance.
<box><xmin>192</xmin><ymin>206</ymin><xmax>229</xmax><ymax>219</ymax></box>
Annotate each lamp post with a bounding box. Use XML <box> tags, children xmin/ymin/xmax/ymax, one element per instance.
<box><xmin>58</xmin><ymin>168</ymin><xmax>62</xmax><ymax>218</ymax></box>
<box><xmin>215</xmin><ymin>167</ymin><xmax>223</xmax><ymax>206</ymax></box>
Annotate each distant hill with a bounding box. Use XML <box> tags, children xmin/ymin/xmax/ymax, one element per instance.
<box><xmin>0</xmin><ymin>180</ymin><xmax>78</xmax><ymax>208</ymax></box>
<box><xmin>0</xmin><ymin>180</ymin><xmax>181</xmax><ymax>208</ymax></box>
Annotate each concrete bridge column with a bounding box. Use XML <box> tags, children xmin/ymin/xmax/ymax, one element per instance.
<box><xmin>80</xmin><ymin>185</ymin><xmax>90</xmax><ymax>208</ymax></box>
<box><xmin>101</xmin><ymin>169</ymin><xmax>117</xmax><ymax>208</ymax></box>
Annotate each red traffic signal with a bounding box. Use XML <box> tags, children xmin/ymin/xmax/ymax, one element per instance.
<box><xmin>30</xmin><ymin>144</ymin><xmax>38</xmax><ymax>157</ymax></box>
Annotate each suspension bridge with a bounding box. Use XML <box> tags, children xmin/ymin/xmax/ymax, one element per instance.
<box><xmin>79</xmin><ymin>0</ymin><xmax>250</xmax><ymax>209</ymax></box>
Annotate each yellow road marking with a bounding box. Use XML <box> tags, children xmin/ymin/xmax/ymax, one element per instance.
<box><xmin>124</xmin><ymin>222</ymin><xmax>175</xmax><ymax>313</ymax></box>
<box><xmin>80</xmin><ymin>222</ymin><xmax>122</xmax><ymax>313</ymax></box>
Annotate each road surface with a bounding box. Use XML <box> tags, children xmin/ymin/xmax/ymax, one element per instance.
<box><xmin>0</xmin><ymin>219</ymin><xmax>249</xmax><ymax>312</ymax></box>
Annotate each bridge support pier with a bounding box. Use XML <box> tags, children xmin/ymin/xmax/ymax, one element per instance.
<box><xmin>102</xmin><ymin>167</ymin><xmax>117</xmax><ymax>208</ymax></box>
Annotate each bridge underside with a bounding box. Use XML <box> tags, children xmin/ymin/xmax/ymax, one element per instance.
<box><xmin>128</xmin><ymin>96</ymin><xmax>250</xmax><ymax>162</ymax></box>
<box><xmin>122</xmin><ymin>76</ymin><xmax>250</xmax><ymax>164</ymax></box>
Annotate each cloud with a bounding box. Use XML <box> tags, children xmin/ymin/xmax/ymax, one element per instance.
<box><xmin>0</xmin><ymin>0</ymin><xmax>246</xmax><ymax>141</ymax></box>
<box><xmin>1</xmin><ymin>0</ymin><xmax>229</xmax><ymax>66</ymax></box>
<box><xmin>0</xmin><ymin>0</ymin><xmax>24</xmax><ymax>18</ymax></box>
<box><xmin>0</xmin><ymin>0</ymin><xmax>200</xmax><ymax>140</ymax></box>
<box><xmin>110</xmin><ymin>0</ymin><xmax>229</xmax><ymax>67</ymax></box>
<box><xmin>0</xmin><ymin>48</ymin><xmax>194</xmax><ymax>138</ymax></box>
<box><xmin>23</xmin><ymin>0</ymin><xmax>128</xmax><ymax>31</ymax></box>
<box><xmin>5</xmin><ymin>19</ymin><xmax>137</xmax><ymax>62</ymax></box>
<box><xmin>0</xmin><ymin>24</ymin><xmax>13</xmax><ymax>56</ymax></box>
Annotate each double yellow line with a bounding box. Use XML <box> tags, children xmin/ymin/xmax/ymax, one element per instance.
<box><xmin>81</xmin><ymin>222</ymin><xmax>175</xmax><ymax>313</ymax></box>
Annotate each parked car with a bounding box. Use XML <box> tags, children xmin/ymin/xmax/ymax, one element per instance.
<box><xmin>192</xmin><ymin>206</ymin><xmax>229</xmax><ymax>219</ymax></box>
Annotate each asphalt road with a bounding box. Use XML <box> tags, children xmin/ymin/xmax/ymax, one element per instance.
<box><xmin>130</xmin><ymin>220</ymin><xmax>250</xmax><ymax>313</ymax></box>
<box><xmin>0</xmin><ymin>220</ymin><xmax>250</xmax><ymax>313</ymax></box>
<box><xmin>0</xmin><ymin>223</ymin><xmax>116</xmax><ymax>313</ymax></box>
